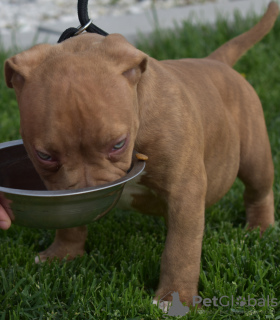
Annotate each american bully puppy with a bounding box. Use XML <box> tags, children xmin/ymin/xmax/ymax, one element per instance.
<box><xmin>4</xmin><ymin>2</ymin><xmax>278</xmax><ymax>307</ymax></box>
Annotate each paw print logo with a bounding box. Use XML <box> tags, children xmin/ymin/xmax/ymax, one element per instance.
<box><xmin>236</xmin><ymin>296</ymin><xmax>246</xmax><ymax>307</ymax></box>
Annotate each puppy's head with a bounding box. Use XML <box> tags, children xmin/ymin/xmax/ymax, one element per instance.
<box><xmin>4</xmin><ymin>33</ymin><xmax>148</xmax><ymax>190</ymax></box>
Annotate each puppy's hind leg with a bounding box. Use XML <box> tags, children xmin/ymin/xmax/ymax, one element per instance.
<box><xmin>245</xmin><ymin>187</ymin><xmax>274</xmax><ymax>233</ymax></box>
<box><xmin>238</xmin><ymin>131</ymin><xmax>274</xmax><ymax>234</ymax></box>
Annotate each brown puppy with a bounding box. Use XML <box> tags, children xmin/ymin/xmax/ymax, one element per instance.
<box><xmin>4</xmin><ymin>2</ymin><xmax>278</xmax><ymax>307</ymax></box>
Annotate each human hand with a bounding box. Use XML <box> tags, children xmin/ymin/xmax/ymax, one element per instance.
<box><xmin>0</xmin><ymin>204</ymin><xmax>11</xmax><ymax>230</ymax></box>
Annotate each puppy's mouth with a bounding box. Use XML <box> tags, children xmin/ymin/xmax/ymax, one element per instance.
<box><xmin>53</xmin><ymin>160</ymin><xmax>133</xmax><ymax>191</ymax></box>
<box><xmin>65</xmin><ymin>165</ymin><xmax>132</xmax><ymax>190</ymax></box>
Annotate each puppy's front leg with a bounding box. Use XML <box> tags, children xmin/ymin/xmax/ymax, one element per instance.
<box><xmin>35</xmin><ymin>226</ymin><xmax>87</xmax><ymax>263</ymax></box>
<box><xmin>155</xmin><ymin>169</ymin><xmax>207</xmax><ymax>307</ymax></box>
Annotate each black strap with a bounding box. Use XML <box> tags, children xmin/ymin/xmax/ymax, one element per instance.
<box><xmin>58</xmin><ymin>0</ymin><xmax>109</xmax><ymax>43</ymax></box>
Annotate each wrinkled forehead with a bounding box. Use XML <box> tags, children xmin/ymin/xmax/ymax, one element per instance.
<box><xmin>34</xmin><ymin>55</ymin><xmax>135</xmax><ymax>112</ymax></box>
<box><xmin>19</xmin><ymin>58</ymin><xmax>137</xmax><ymax>145</ymax></box>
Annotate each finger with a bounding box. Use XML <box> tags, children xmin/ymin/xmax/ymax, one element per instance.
<box><xmin>0</xmin><ymin>204</ymin><xmax>11</xmax><ymax>230</ymax></box>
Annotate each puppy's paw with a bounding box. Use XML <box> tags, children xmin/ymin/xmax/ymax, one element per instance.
<box><xmin>154</xmin><ymin>288</ymin><xmax>198</xmax><ymax>311</ymax></box>
<box><xmin>35</xmin><ymin>244</ymin><xmax>84</xmax><ymax>263</ymax></box>
<box><xmin>35</xmin><ymin>226</ymin><xmax>87</xmax><ymax>263</ymax></box>
<box><xmin>152</xmin><ymin>299</ymin><xmax>171</xmax><ymax>313</ymax></box>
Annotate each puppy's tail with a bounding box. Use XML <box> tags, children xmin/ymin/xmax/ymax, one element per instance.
<box><xmin>207</xmin><ymin>1</ymin><xmax>279</xmax><ymax>67</ymax></box>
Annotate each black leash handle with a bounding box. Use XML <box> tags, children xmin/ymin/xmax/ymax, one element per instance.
<box><xmin>58</xmin><ymin>0</ymin><xmax>109</xmax><ymax>43</ymax></box>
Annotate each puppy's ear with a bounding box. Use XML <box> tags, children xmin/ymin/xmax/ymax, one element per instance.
<box><xmin>102</xmin><ymin>34</ymin><xmax>148</xmax><ymax>84</ymax></box>
<box><xmin>4</xmin><ymin>44</ymin><xmax>52</xmax><ymax>91</ymax></box>
<box><xmin>122</xmin><ymin>57</ymin><xmax>147</xmax><ymax>84</ymax></box>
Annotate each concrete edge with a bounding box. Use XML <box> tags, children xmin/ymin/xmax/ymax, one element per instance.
<box><xmin>0</xmin><ymin>0</ymin><xmax>276</xmax><ymax>50</ymax></box>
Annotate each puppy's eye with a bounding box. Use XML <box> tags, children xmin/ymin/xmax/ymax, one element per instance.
<box><xmin>113</xmin><ymin>139</ymin><xmax>126</xmax><ymax>150</ymax></box>
<box><xmin>36</xmin><ymin>151</ymin><xmax>53</xmax><ymax>161</ymax></box>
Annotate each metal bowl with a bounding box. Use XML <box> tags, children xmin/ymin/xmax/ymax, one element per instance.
<box><xmin>0</xmin><ymin>140</ymin><xmax>145</xmax><ymax>229</ymax></box>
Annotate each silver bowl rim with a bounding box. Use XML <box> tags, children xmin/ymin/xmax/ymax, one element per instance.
<box><xmin>0</xmin><ymin>139</ymin><xmax>145</xmax><ymax>197</ymax></box>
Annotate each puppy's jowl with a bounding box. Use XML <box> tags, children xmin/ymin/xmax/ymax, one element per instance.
<box><xmin>4</xmin><ymin>2</ymin><xmax>278</xmax><ymax>306</ymax></box>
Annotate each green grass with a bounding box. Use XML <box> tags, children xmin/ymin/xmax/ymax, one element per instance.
<box><xmin>1</xmin><ymin>9</ymin><xmax>280</xmax><ymax>320</ymax></box>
